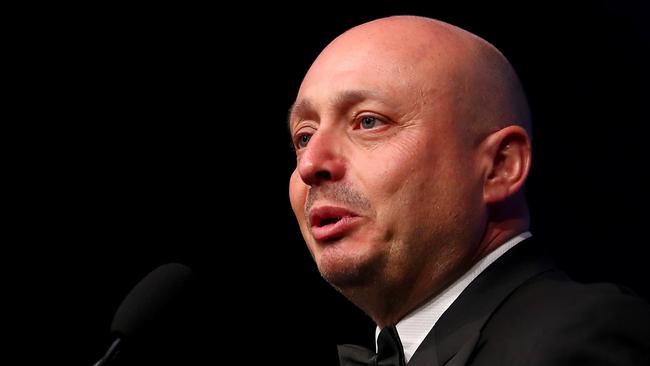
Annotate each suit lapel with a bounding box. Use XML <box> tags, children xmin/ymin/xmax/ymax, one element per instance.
<box><xmin>408</xmin><ymin>238</ymin><xmax>555</xmax><ymax>366</ymax></box>
<box><xmin>442</xmin><ymin>324</ymin><xmax>480</xmax><ymax>366</ymax></box>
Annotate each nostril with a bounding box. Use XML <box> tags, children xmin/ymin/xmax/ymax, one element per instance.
<box><xmin>314</xmin><ymin>170</ymin><xmax>331</xmax><ymax>181</ymax></box>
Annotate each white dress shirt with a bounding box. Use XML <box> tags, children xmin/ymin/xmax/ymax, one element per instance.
<box><xmin>375</xmin><ymin>231</ymin><xmax>532</xmax><ymax>363</ymax></box>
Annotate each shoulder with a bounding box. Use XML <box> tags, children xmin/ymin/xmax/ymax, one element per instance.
<box><xmin>494</xmin><ymin>270</ymin><xmax>650</xmax><ymax>324</ymax></box>
<box><xmin>473</xmin><ymin>270</ymin><xmax>650</xmax><ymax>365</ymax></box>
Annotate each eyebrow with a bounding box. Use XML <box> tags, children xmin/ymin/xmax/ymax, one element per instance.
<box><xmin>287</xmin><ymin>99</ymin><xmax>314</xmax><ymax>131</ymax></box>
<box><xmin>287</xmin><ymin>89</ymin><xmax>388</xmax><ymax>131</ymax></box>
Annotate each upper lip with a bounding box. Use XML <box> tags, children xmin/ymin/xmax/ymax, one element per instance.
<box><xmin>309</xmin><ymin>205</ymin><xmax>359</xmax><ymax>227</ymax></box>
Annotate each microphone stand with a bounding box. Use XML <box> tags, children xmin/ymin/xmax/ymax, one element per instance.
<box><xmin>93</xmin><ymin>338</ymin><xmax>122</xmax><ymax>366</ymax></box>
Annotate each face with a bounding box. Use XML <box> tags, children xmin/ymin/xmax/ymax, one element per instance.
<box><xmin>288</xmin><ymin>35</ymin><xmax>486</xmax><ymax>295</ymax></box>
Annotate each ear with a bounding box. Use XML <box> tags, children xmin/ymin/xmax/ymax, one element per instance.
<box><xmin>480</xmin><ymin>125</ymin><xmax>531</xmax><ymax>204</ymax></box>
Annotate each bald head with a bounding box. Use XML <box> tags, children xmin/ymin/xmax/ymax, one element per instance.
<box><xmin>299</xmin><ymin>16</ymin><xmax>531</xmax><ymax>145</ymax></box>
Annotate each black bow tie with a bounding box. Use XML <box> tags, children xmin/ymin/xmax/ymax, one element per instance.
<box><xmin>338</xmin><ymin>325</ymin><xmax>406</xmax><ymax>366</ymax></box>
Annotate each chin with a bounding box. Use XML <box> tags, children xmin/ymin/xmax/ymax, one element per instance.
<box><xmin>316</xmin><ymin>244</ymin><xmax>382</xmax><ymax>289</ymax></box>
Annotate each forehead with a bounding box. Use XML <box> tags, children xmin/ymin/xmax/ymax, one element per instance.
<box><xmin>288</xmin><ymin>26</ymin><xmax>463</xmax><ymax>129</ymax></box>
<box><xmin>290</xmin><ymin>89</ymin><xmax>396</xmax><ymax>119</ymax></box>
<box><xmin>289</xmin><ymin>57</ymin><xmax>422</xmax><ymax>123</ymax></box>
<box><xmin>300</xmin><ymin>40</ymin><xmax>421</xmax><ymax>93</ymax></box>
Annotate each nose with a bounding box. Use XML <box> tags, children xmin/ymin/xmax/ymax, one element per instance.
<box><xmin>297</xmin><ymin>129</ymin><xmax>345</xmax><ymax>186</ymax></box>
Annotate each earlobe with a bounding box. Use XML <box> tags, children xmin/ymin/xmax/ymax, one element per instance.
<box><xmin>482</xmin><ymin>126</ymin><xmax>531</xmax><ymax>204</ymax></box>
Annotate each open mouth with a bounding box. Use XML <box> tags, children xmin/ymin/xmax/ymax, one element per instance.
<box><xmin>309</xmin><ymin>206</ymin><xmax>360</xmax><ymax>241</ymax></box>
<box><xmin>310</xmin><ymin>207</ymin><xmax>353</xmax><ymax>228</ymax></box>
<box><xmin>317</xmin><ymin>216</ymin><xmax>343</xmax><ymax>227</ymax></box>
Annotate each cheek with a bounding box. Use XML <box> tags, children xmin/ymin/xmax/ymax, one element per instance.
<box><xmin>364</xmin><ymin>135</ymin><xmax>424</xmax><ymax>188</ymax></box>
<box><xmin>357</xmin><ymin>140</ymin><xmax>436</xmax><ymax>233</ymax></box>
<box><xmin>373</xmin><ymin>138</ymin><xmax>467</xmax><ymax>233</ymax></box>
<box><xmin>372</xmin><ymin>136</ymin><xmax>436</xmax><ymax>201</ymax></box>
<box><xmin>289</xmin><ymin>170</ymin><xmax>307</xmax><ymax>220</ymax></box>
<box><xmin>289</xmin><ymin>170</ymin><xmax>321</xmax><ymax>259</ymax></box>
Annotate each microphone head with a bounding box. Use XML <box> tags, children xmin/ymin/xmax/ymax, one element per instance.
<box><xmin>110</xmin><ymin>263</ymin><xmax>198</xmax><ymax>342</ymax></box>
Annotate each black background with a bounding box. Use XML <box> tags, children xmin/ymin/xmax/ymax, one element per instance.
<box><xmin>11</xmin><ymin>1</ymin><xmax>649</xmax><ymax>365</ymax></box>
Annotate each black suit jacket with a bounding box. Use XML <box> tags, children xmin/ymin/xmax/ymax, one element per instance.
<box><xmin>407</xmin><ymin>238</ymin><xmax>650</xmax><ymax>366</ymax></box>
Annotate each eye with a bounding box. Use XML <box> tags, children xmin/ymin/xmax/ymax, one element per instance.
<box><xmin>358</xmin><ymin>115</ymin><xmax>385</xmax><ymax>130</ymax></box>
<box><xmin>360</xmin><ymin>116</ymin><xmax>377</xmax><ymax>129</ymax></box>
<box><xmin>295</xmin><ymin>133</ymin><xmax>312</xmax><ymax>149</ymax></box>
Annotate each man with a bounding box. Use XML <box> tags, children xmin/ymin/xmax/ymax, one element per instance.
<box><xmin>287</xmin><ymin>15</ymin><xmax>650</xmax><ymax>365</ymax></box>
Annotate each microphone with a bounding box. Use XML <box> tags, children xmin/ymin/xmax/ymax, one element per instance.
<box><xmin>93</xmin><ymin>263</ymin><xmax>198</xmax><ymax>366</ymax></box>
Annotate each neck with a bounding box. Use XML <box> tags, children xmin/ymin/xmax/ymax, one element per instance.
<box><xmin>342</xmin><ymin>239</ymin><xmax>481</xmax><ymax>327</ymax></box>
<box><xmin>364</xmin><ymin>205</ymin><xmax>529</xmax><ymax>326</ymax></box>
<box><xmin>474</xmin><ymin>197</ymin><xmax>529</xmax><ymax>262</ymax></box>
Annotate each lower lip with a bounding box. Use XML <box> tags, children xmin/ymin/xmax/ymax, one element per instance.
<box><xmin>311</xmin><ymin>216</ymin><xmax>362</xmax><ymax>242</ymax></box>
